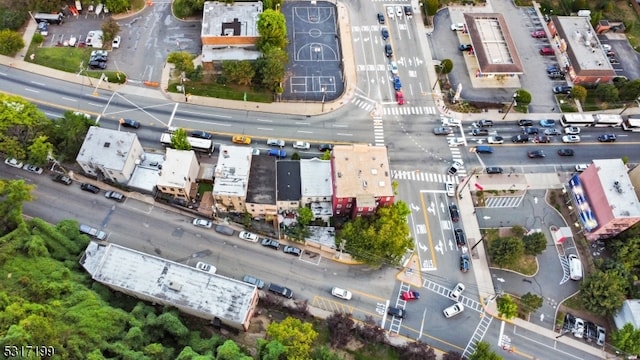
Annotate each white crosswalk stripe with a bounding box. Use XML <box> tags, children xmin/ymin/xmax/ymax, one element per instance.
<box><xmin>373</xmin><ymin>118</ymin><xmax>385</xmax><ymax>146</ymax></box>
<box><xmin>484</xmin><ymin>196</ymin><xmax>525</xmax><ymax>208</ymax></box>
<box><xmin>391</xmin><ymin>170</ymin><xmax>460</xmax><ymax>184</ymax></box>
<box><xmin>351</xmin><ymin>97</ymin><xmax>374</xmax><ymax>111</ymax></box>
<box><xmin>382</xmin><ymin>106</ymin><xmax>436</xmax><ymax>116</ymax></box>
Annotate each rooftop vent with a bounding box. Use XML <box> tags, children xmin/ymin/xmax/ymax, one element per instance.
<box><xmin>223</xmin><ymin>150</ymin><xmax>230</xmax><ymax>158</ymax></box>
<box><xmin>614</xmin><ymin>181</ymin><xmax>623</xmax><ymax>193</ymax></box>
<box><xmin>362</xmin><ymin>181</ymin><xmax>368</xmax><ymax>188</ymax></box>
<box><xmin>104</xmin><ymin>142</ymin><xmax>111</xmax><ymax>148</ymax></box>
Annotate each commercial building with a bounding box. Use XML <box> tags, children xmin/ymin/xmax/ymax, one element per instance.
<box><xmin>567</xmin><ymin>159</ymin><xmax>640</xmax><ymax>241</ymax></box>
<box><xmin>156</xmin><ymin>149</ymin><xmax>200</xmax><ymax>202</ymax></box>
<box><xmin>212</xmin><ymin>145</ymin><xmax>253</xmax><ymax>214</ymax></box>
<box><xmin>201</xmin><ymin>1</ymin><xmax>263</xmax><ymax>63</ymax></box>
<box><xmin>76</xmin><ymin>126</ymin><xmax>145</xmax><ymax>183</ymax></box>
<box><xmin>80</xmin><ymin>241</ymin><xmax>259</xmax><ymax>331</ymax></box>
<box><xmin>548</xmin><ymin>16</ymin><xmax>616</xmax><ymax>84</ymax></box>
<box><xmin>331</xmin><ymin>144</ymin><xmax>394</xmax><ymax>218</ymax></box>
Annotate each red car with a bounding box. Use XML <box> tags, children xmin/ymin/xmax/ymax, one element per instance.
<box><xmin>401</xmin><ymin>291</ymin><xmax>420</xmax><ymax>301</ymax></box>
<box><xmin>396</xmin><ymin>91</ymin><xmax>405</xmax><ymax>105</ymax></box>
<box><xmin>531</xmin><ymin>30</ymin><xmax>546</xmax><ymax>38</ymax></box>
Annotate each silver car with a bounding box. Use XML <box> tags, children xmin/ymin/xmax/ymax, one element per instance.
<box><xmin>267</xmin><ymin>139</ymin><xmax>285</xmax><ymax>147</ymax></box>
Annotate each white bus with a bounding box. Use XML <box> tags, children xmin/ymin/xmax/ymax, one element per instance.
<box><xmin>593</xmin><ymin>114</ymin><xmax>622</xmax><ymax>127</ymax></box>
<box><xmin>34</xmin><ymin>13</ymin><xmax>64</xmax><ymax>24</ymax></box>
<box><xmin>560</xmin><ymin>114</ymin><xmax>595</xmax><ymax>127</ymax></box>
<box><xmin>622</xmin><ymin>115</ymin><xmax>640</xmax><ymax>132</ymax></box>
<box><xmin>160</xmin><ymin>133</ymin><xmax>213</xmax><ymax>153</ymax></box>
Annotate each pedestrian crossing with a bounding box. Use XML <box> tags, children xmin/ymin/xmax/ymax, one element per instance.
<box><xmin>351</xmin><ymin>97</ymin><xmax>375</xmax><ymax>111</ymax></box>
<box><xmin>484</xmin><ymin>196</ymin><xmax>524</xmax><ymax>208</ymax></box>
<box><xmin>449</xmin><ymin>146</ymin><xmax>467</xmax><ymax>177</ymax></box>
<box><xmin>391</xmin><ymin>170</ymin><xmax>460</xmax><ymax>184</ymax></box>
<box><xmin>373</xmin><ymin>118</ymin><xmax>385</xmax><ymax>146</ymax></box>
<box><xmin>383</xmin><ymin>106</ymin><xmax>436</xmax><ymax>116</ymax></box>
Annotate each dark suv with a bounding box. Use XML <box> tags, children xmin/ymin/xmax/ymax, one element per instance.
<box><xmin>522</xmin><ymin>127</ymin><xmax>539</xmax><ymax>135</ymax></box>
<box><xmin>80</xmin><ymin>183</ymin><xmax>100</xmax><ymax>194</ymax></box>
<box><xmin>260</xmin><ymin>238</ymin><xmax>280</xmax><ymax>250</ymax></box>
<box><xmin>460</xmin><ymin>254</ymin><xmax>470</xmax><ymax>273</ymax></box>
<box><xmin>511</xmin><ymin>135</ymin><xmax>529</xmax><ymax>143</ymax></box>
<box><xmin>384</xmin><ymin>44</ymin><xmax>393</xmax><ymax>57</ymax></box>
<box><xmin>486</xmin><ymin>167</ymin><xmax>503</xmax><ymax>174</ymax></box>
<box><xmin>517</xmin><ymin>119</ymin><xmax>533</xmax><ymax>126</ymax></box>
<box><xmin>449</xmin><ymin>204</ymin><xmax>460</xmax><ymax>222</ymax></box>
<box><xmin>387</xmin><ymin>306</ymin><xmax>405</xmax><ymax>318</ymax></box>
<box><xmin>454</xmin><ymin>229</ymin><xmax>466</xmax><ymax>247</ymax></box>
<box><xmin>598</xmin><ymin>134</ymin><xmax>616</xmax><ymax>142</ymax></box>
<box><xmin>268</xmin><ymin>283</ymin><xmax>293</xmax><ymax>299</ymax></box>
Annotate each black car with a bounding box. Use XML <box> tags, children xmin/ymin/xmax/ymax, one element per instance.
<box><xmin>546</xmin><ymin>65</ymin><xmax>561</xmax><ymax>73</ymax></box>
<box><xmin>548</xmin><ymin>72</ymin><xmax>565</xmax><ymax>80</ymax></box>
<box><xmin>52</xmin><ymin>174</ymin><xmax>72</xmax><ymax>185</ymax></box>
<box><xmin>449</xmin><ymin>204</ymin><xmax>460</xmax><ymax>222</ymax></box>
<box><xmin>90</xmin><ymin>55</ymin><xmax>107</xmax><ymax>62</ymax></box>
<box><xmin>191</xmin><ymin>130</ymin><xmax>212</xmax><ymax>139</ymax></box>
<box><xmin>512</xmin><ymin>135</ymin><xmax>529</xmax><ymax>143</ymax></box>
<box><xmin>387</xmin><ymin>306</ymin><xmax>405</xmax><ymax>318</ymax></box>
<box><xmin>80</xmin><ymin>183</ymin><xmax>100</xmax><ymax>194</ymax></box>
<box><xmin>459</xmin><ymin>44</ymin><xmax>472</xmax><ymax>51</ymax></box>
<box><xmin>318</xmin><ymin>144</ymin><xmax>333</xmax><ymax>152</ymax></box>
<box><xmin>119</xmin><ymin>118</ymin><xmax>140</xmax><ymax>129</ymax></box>
<box><xmin>454</xmin><ymin>229</ymin><xmax>466</xmax><ymax>247</ymax></box>
<box><xmin>522</xmin><ymin>127</ymin><xmax>539</xmax><ymax>135</ymax></box>
<box><xmin>384</xmin><ymin>44</ymin><xmax>393</xmax><ymax>58</ymax></box>
<box><xmin>553</xmin><ymin>86</ymin><xmax>572</xmax><ymax>94</ymax></box>
<box><xmin>381</xmin><ymin>27</ymin><xmax>389</xmax><ymax>40</ymax></box>
<box><xmin>563</xmin><ymin>313</ymin><xmax>576</xmax><ymax>331</ymax></box>
<box><xmin>260</xmin><ymin>238</ymin><xmax>280</xmax><ymax>250</ymax></box>
<box><xmin>598</xmin><ymin>134</ymin><xmax>616</xmax><ymax>142</ymax></box>
<box><xmin>404</xmin><ymin>6</ymin><xmax>413</xmax><ymax>16</ymax></box>
<box><xmin>518</xmin><ymin>119</ymin><xmax>533</xmax><ymax>126</ymax></box>
<box><xmin>557</xmin><ymin>148</ymin><xmax>574</xmax><ymax>156</ymax></box>
<box><xmin>460</xmin><ymin>254</ymin><xmax>470</xmax><ymax>273</ymax></box>
<box><xmin>471</xmin><ymin>128</ymin><xmax>489</xmax><ymax>136</ymax></box>
<box><xmin>377</xmin><ymin>13</ymin><xmax>385</xmax><ymax>24</ymax></box>
<box><xmin>283</xmin><ymin>245</ymin><xmax>302</xmax><ymax>256</ymax></box>
<box><xmin>534</xmin><ymin>135</ymin><xmax>551</xmax><ymax>143</ymax></box>
<box><xmin>528</xmin><ymin>150</ymin><xmax>545</xmax><ymax>158</ymax></box>
<box><xmin>486</xmin><ymin>167</ymin><xmax>503</xmax><ymax>174</ymax></box>
<box><xmin>585</xmin><ymin>321</ymin><xmax>597</xmax><ymax>342</ymax></box>
<box><xmin>88</xmin><ymin>60</ymin><xmax>106</xmax><ymax>69</ymax></box>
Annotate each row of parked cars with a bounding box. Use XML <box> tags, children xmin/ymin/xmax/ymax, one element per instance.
<box><xmin>563</xmin><ymin>313</ymin><xmax>606</xmax><ymax>346</ymax></box>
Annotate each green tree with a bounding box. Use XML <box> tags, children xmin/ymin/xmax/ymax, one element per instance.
<box><xmin>488</xmin><ymin>237</ymin><xmax>523</xmax><ymax>268</ymax></box>
<box><xmin>256</xmin><ymin>9</ymin><xmax>288</xmax><ymax>52</ymax></box>
<box><xmin>168</xmin><ymin>51</ymin><xmax>195</xmax><ymax>74</ymax></box>
<box><xmin>257</xmin><ymin>339</ymin><xmax>287</xmax><ymax>360</ymax></box>
<box><xmin>170</xmin><ymin>128</ymin><xmax>192</xmax><ymax>151</ymax></box>
<box><xmin>617</xmin><ymin>79</ymin><xmax>640</xmax><ymax>101</ymax></box>
<box><xmin>216</xmin><ymin>339</ymin><xmax>251</xmax><ymax>360</ymax></box>
<box><xmin>0</xmin><ymin>94</ymin><xmax>52</xmax><ymax>159</ymax></box>
<box><xmin>266</xmin><ymin>316</ymin><xmax>317</xmax><ymax>360</ymax></box>
<box><xmin>291</xmin><ymin>152</ymin><xmax>301</xmax><ymax>160</ymax></box>
<box><xmin>497</xmin><ymin>294</ymin><xmax>518</xmax><ymax>319</ymax></box>
<box><xmin>101</xmin><ymin>17</ymin><xmax>120</xmax><ymax>46</ymax></box>
<box><xmin>594</xmin><ymin>83</ymin><xmax>619</xmax><ymax>102</ymax></box>
<box><xmin>611</xmin><ymin>323</ymin><xmax>640</xmax><ymax>355</ymax></box>
<box><xmin>580</xmin><ymin>270</ymin><xmax>627</xmax><ymax>316</ymax></box>
<box><xmin>0</xmin><ymin>29</ymin><xmax>25</xmax><ymax>56</ymax></box>
<box><xmin>468</xmin><ymin>341</ymin><xmax>502</xmax><ymax>360</ymax></box>
<box><xmin>510</xmin><ymin>225</ymin><xmax>526</xmax><ymax>238</ymax></box>
<box><xmin>611</xmin><ymin>236</ymin><xmax>640</xmax><ymax>272</ymax></box>
<box><xmin>297</xmin><ymin>207</ymin><xmax>314</xmax><ymax>226</ymax></box>
<box><xmin>27</xmin><ymin>135</ymin><xmax>54</xmax><ymax>166</ymax></box>
<box><xmin>104</xmin><ymin>0</ymin><xmax>131</xmax><ymax>14</ymax></box>
<box><xmin>222</xmin><ymin>60</ymin><xmax>255</xmax><ymax>86</ymax></box>
<box><xmin>520</xmin><ymin>292</ymin><xmax>543</xmax><ymax>313</ymax></box>
<box><xmin>340</xmin><ymin>201</ymin><xmax>413</xmax><ymax>266</ymax></box>
<box><xmin>522</xmin><ymin>232</ymin><xmax>547</xmax><ymax>255</ymax></box>
<box><xmin>571</xmin><ymin>85</ymin><xmax>587</xmax><ymax>103</ymax></box>
<box><xmin>256</xmin><ymin>45</ymin><xmax>288</xmax><ymax>90</ymax></box>
<box><xmin>50</xmin><ymin>111</ymin><xmax>95</xmax><ymax>162</ymax></box>
<box><xmin>0</xmin><ymin>180</ymin><xmax>34</xmax><ymax>237</ymax></box>
<box><xmin>425</xmin><ymin>0</ymin><xmax>439</xmax><ymax>16</ymax></box>
<box><xmin>309</xmin><ymin>346</ymin><xmax>343</xmax><ymax>360</ymax></box>
<box><xmin>514</xmin><ymin>89</ymin><xmax>532</xmax><ymax>106</ymax></box>
<box><xmin>321</xmin><ymin>150</ymin><xmax>331</xmax><ymax>160</ymax></box>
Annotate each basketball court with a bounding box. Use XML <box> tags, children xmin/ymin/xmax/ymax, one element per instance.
<box><xmin>282</xmin><ymin>1</ymin><xmax>344</xmax><ymax>102</ymax></box>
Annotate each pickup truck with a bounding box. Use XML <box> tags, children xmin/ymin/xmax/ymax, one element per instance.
<box><xmin>79</xmin><ymin>224</ymin><xmax>107</xmax><ymax>241</ymax></box>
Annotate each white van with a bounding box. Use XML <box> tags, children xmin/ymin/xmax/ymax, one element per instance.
<box><xmin>568</xmin><ymin>254</ymin><xmax>583</xmax><ymax>280</ymax></box>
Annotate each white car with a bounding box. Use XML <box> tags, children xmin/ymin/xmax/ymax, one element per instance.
<box><xmin>447</xmin><ymin>137</ymin><xmax>466</xmax><ymax>147</ymax></box>
<box><xmin>562</xmin><ymin>135</ymin><xmax>581</xmax><ymax>143</ymax></box>
<box><xmin>112</xmin><ymin>35</ymin><xmax>121</xmax><ymax>49</ymax></box>
<box><xmin>487</xmin><ymin>136</ymin><xmax>504</xmax><ymax>144</ymax></box>
<box><xmin>192</xmin><ymin>218</ymin><xmax>212</xmax><ymax>228</ymax></box>
<box><xmin>443</xmin><ymin>302</ymin><xmax>465</xmax><ymax>318</ymax></box>
<box><xmin>395</xmin><ymin>6</ymin><xmax>403</xmax><ymax>17</ymax></box>
<box><xmin>22</xmin><ymin>164</ymin><xmax>43</xmax><ymax>174</ymax></box>
<box><xmin>451</xmin><ymin>23</ymin><xmax>465</xmax><ymax>31</ymax></box>
<box><xmin>331</xmin><ymin>287</ymin><xmax>352</xmax><ymax>300</ymax></box>
<box><xmin>238</xmin><ymin>231</ymin><xmax>259</xmax><ymax>242</ymax></box>
<box><xmin>445</xmin><ymin>182</ymin><xmax>455</xmax><ymax>197</ymax></box>
<box><xmin>4</xmin><ymin>158</ymin><xmax>23</xmax><ymax>168</ymax></box>
<box><xmin>386</xmin><ymin>6</ymin><xmax>395</xmax><ymax>18</ymax></box>
<box><xmin>601</xmin><ymin>44</ymin><xmax>611</xmax><ymax>51</ymax></box>
<box><xmin>564</xmin><ymin>126</ymin><xmax>581</xmax><ymax>135</ymax></box>
<box><xmin>267</xmin><ymin>139</ymin><xmax>285</xmax><ymax>147</ymax></box>
<box><xmin>293</xmin><ymin>141</ymin><xmax>310</xmax><ymax>150</ymax></box>
<box><xmin>195</xmin><ymin>261</ymin><xmax>216</xmax><ymax>274</ymax></box>
<box><xmin>389</xmin><ymin>61</ymin><xmax>398</xmax><ymax>75</ymax></box>
<box><xmin>448</xmin><ymin>283</ymin><xmax>466</xmax><ymax>301</ymax></box>
<box><xmin>441</xmin><ymin>116</ymin><xmax>461</xmax><ymax>126</ymax></box>
<box><xmin>575</xmin><ymin>164</ymin><xmax>589</xmax><ymax>172</ymax></box>
<box><xmin>573</xmin><ymin>318</ymin><xmax>585</xmax><ymax>338</ymax></box>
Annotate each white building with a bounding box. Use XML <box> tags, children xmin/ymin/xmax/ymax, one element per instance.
<box><xmin>212</xmin><ymin>145</ymin><xmax>253</xmax><ymax>213</ymax></box>
<box><xmin>300</xmin><ymin>158</ymin><xmax>333</xmax><ymax>220</ymax></box>
<box><xmin>614</xmin><ymin>299</ymin><xmax>640</xmax><ymax>329</ymax></box>
<box><xmin>80</xmin><ymin>241</ymin><xmax>259</xmax><ymax>331</ymax></box>
<box><xmin>76</xmin><ymin>126</ymin><xmax>145</xmax><ymax>183</ymax></box>
<box><xmin>156</xmin><ymin>149</ymin><xmax>200</xmax><ymax>202</ymax></box>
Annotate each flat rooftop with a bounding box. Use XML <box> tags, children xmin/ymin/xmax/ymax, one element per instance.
<box><xmin>300</xmin><ymin>158</ymin><xmax>333</xmax><ymax>198</ymax></box>
<box><xmin>77</xmin><ymin>126</ymin><xmax>138</xmax><ymax>171</ymax></box>
<box><xmin>332</xmin><ymin>144</ymin><xmax>393</xmax><ymax>198</ymax></box>
<box><xmin>554</xmin><ymin>16</ymin><xmax>615</xmax><ymax>74</ymax></box>
<box><xmin>157</xmin><ymin>149</ymin><xmax>197</xmax><ymax>189</ymax></box>
<box><xmin>213</xmin><ymin>145</ymin><xmax>252</xmax><ymax>197</ymax></box>
<box><xmin>246</xmin><ymin>155</ymin><xmax>277</xmax><ymax>205</ymax></box>
<box><xmin>593</xmin><ymin>159</ymin><xmax>640</xmax><ymax>218</ymax></box>
<box><xmin>80</xmin><ymin>242</ymin><xmax>257</xmax><ymax>324</ymax></box>
<box><xmin>464</xmin><ymin>13</ymin><xmax>523</xmax><ymax>74</ymax></box>
<box><xmin>202</xmin><ymin>1</ymin><xmax>261</xmax><ymax>37</ymax></box>
<box><xmin>277</xmin><ymin>161</ymin><xmax>301</xmax><ymax>201</ymax></box>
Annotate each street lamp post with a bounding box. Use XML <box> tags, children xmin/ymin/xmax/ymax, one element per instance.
<box><xmin>432</xmin><ymin>63</ymin><xmax>444</xmax><ymax>90</ymax></box>
<box><xmin>321</xmin><ymin>87</ymin><xmax>327</xmax><ymax>112</ymax></box>
<box><xmin>619</xmin><ymin>96</ymin><xmax>640</xmax><ymax>115</ymax></box>
<box><xmin>502</xmin><ymin>92</ymin><xmax>518</xmax><ymax>120</ymax></box>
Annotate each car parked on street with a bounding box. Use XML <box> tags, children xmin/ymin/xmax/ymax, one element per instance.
<box><xmin>283</xmin><ymin>245</ymin><xmax>302</xmax><ymax>256</ymax></box>
<box><xmin>215</xmin><ymin>225</ymin><xmax>234</xmax><ymax>236</ymax></box>
<box><xmin>191</xmin><ymin>130</ymin><xmax>212</xmax><ymax>139</ymax></box>
<box><xmin>531</xmin><ymin>30</ymin><xmax>546</xmax><ymax>38</ymax></box>
<box><xmin>4</xmin><ymin>158</ymin><xmax>24</xmax><ymax>168</ymax></box>
<box><xmin>80</xmin><ymin>183</ymin><xmax>101</xmax><ymax>194</ymax></box>
<box><xmin>377</xmin><ymin>13</ymin><xmax>385</xmax><ymax>24</ymax></box>
<box><xmin>451</xmin><ymin>23</ymin><xmax>465</xmax><ymax>31</ymax></box>
<box><xmin>540</xmin><ymin>47</ymin><xmax>554</xmax><ymax>55</ymax></box>
<box><xmin>460</xmin><ymin>254</ymin><xmax>470</xmax><ymax>272</ymax></box>
<box><xmin>518</xmin><ymin>119</ymin><xmax>533</xmax><ymax>126</ymax></box>
<box><xmin>575</xmin><ymin>164</ymin><xmax>589</xmax><ymax>172</ymax></box>
<box><xmin>104</xmin><ymin>191</ymin><xmax>125</xmax><ymax>202</ymax></box>
<box><xmin>455</xmin><ymin>229</ymin><xmax>466</xmax><ymax>247</ymax></box>
<box><xmin>239</xmin><ymin>231</ymin><xmax>259</xmax><ymax>242</ymax></box>
<box><xmin>548</xmin><ymin>72</ymin><xmax>565</xmax><ymax>80</ymax></box>
<box><xmin>242</xmin><ymin>275</ymin><xmax>265</xmax><ymax>289</ymax></box>
<box><xmin>119</xmin><ymin>118</ymin><xmax>140</xmax><ymax>129</ymax></box>
<box><xmin>596</xmin><ymin>326</ymin><xmax>606</xmax><ymax>346</ymax></box>
<box><xmin>52</xmin><ymin>174</ymin><xmax>72</xmax><ymax>185</ymax></box>
<box><xmin>318</xmin><ymin>144</ymin><xmax>333</xmax><ymax>152</ymax></box>
<box><xmin>195</xmin><ymin>261</ymin><xmax>216</xmax><ymax>274</ymax></box>
<box><xmin>486</xmin><ymin>167</ymin><xmax>503</xmax><ymax>174</ymax></box>
<box><xmin>112</xmin><ymin>35</ymin><xmax>121</xmax><ymax>48</ymax></box>
<box><xmin>261</xmin><ymin>238</ymin><xmax>280</xmax><ymax>250</ymax></box>
<box><xmin>268</xmin><ymin>149</ymin><xmax>287</xmax><ymax>158</ymax></box>
<box><xmin>449</xmin><ymin>204</ymin><xmax>460</xmax><ymax>222</ymax></box>
<box><xmin>459</xmin><ymin>44</ymin><xmax>472</xmax><ymax>51</ymax></box>
<box><xmin>193</xmin><ymin>218</ymin><xmax>213</xmax><ymax>228</ymax></box>
<box><xmin>232</xmin><ymin>135</ymin><xmax>251</xmax><ymax>145</ymax></box>
<box><xmin>598</xmin><ymin>134</ymin><xmax>616</xmax><ymax>142</ymax></box>
<box><xmin>477</xmin><ymin>119</ymin><xmax>494</xmax><ymax>127</ymax></box>
<box><xmin>23</xmin><ymin>164</ymin><xmax>43</xmax><ymax>174</ymax></box>
<box><xmin>553</xmin><ymin>86</ymin><xmax>572</xmax><ymax>94</ymax></box>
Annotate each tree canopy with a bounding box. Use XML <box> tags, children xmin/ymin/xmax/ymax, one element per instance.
<box><xmin>580</xmin><ymin>269</ymin><xmax>627</xmax><ymax>316</ymax></box>
<box><xmin>266</xmin><ymin>316</ymin><xmax>318</xmax><ymax>360</ymax></box>
<box><xmin>339</xmin><ymin>201</ymin><xmax>413</xmax><ymax>266</ymax></box>
<box><xmin>0</xmin><ymin>93</ymin><xmax>52</xmax><ymax>160</ymax></box>
<box><xmin>0</xmin><ymin>29</ymin><xmax>24</xmax><ymax>56</ymax></box>
<box><xmin>468</xmin><ymin>341</ymin><xmax>502</xmax><ymax>360</ymax></box>
<box><xmin>256</xmin><ymin>9</ymin><xmax>288</xmax><ymax>52</ymax></box>
<box><xmin>170</xmin><ymin>128</ymin><xmax>192</xmax><ymax>151</ymax></box>
<box><xmin>522</xmin><ymin>232</ymin><xmax>547</xmax><ymax>255</ymax></box>
<box><xmin>611</xmin><ymin>323</ymin><xmax>640</xmax><ymax>355</ymax></box>
<box><xmin>497</xmin><ymin>294</ymin><xmax>518</xmax><ymax>319</ymax></box>
<box><xmin>488</xmin><ymin>236</ymin><xmax>523</xmax><ymax>268</ymax></box>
